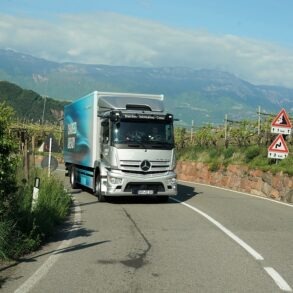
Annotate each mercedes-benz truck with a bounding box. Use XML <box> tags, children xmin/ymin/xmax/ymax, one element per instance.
<box><xmin>63</xmin><ymin>91</ymin><xmax>177</xmax><ymax>202</ymax></box>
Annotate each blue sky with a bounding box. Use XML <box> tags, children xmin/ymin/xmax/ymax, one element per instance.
<box><xmin>1</xmin><ymin>0</ymin><xmax>293</xmax><ymax>87</ymax></box>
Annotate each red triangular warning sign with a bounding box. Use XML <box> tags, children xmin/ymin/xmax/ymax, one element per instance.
<box><xmin>268</xmin><ymin>134</ymin><xmax>289</xmax><ymax>153</ymax></box>
<box><xmin>271</xmin><ymin>109</ymin><xmax>292</xmax><ymax>128</ymax></box>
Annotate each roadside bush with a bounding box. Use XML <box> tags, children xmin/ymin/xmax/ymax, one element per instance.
<box><xmin>208</xmin><ymin>148</ymin><xmax>219</xmax><ymax>159</ymax></box>
<box><xmin>244</xmin><ymin>145</ymin><xmax>260</xmax><ymax>163</ymax></box>
<box><xmin>0</xmin><ymin>169</ymin><xmax>71</xmax><ymax>260</ymax></box>
<box><xmin>0</xmin><ymin>103</ymin><xmax>18</xmax><ymax>222</ymax></box>
<box><xmin>209</xmin><ymin>160</ymin><xmax>221</xmax><ymax>172</ymax></box>
<box><xmin>33</xmin><ymin>172</ymin><xmax>71</xmax><ymax>238</ymax></box>
<box><xmin>269</xmin><ymin>155</ymin><xmax>293</xmax><ymax>176</ymax></box>
<box><xmin>223</xmin><ymin>146</ymin><xmax>235</xmax><ymax>159</ymax></box>
<box><xmin>0</xmin><ymin>220</ymin><xmax>15</xmax><ymax>259</ymax></box>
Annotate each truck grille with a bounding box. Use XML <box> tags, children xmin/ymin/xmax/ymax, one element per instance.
<box><xmin>124</xmin><ymin>182</ymin><xmax>165</xmax><ymax>194</ymax></box>
<box><xmin>120</xmin><ymin>160</ymin><xmax>170</xmax><ymax>172</ymax></box>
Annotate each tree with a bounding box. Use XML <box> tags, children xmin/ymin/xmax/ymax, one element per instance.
<box><xmin>0</xmin><ymin>102</ymin><xmax>18</xmax><ymax>221</ymax></box>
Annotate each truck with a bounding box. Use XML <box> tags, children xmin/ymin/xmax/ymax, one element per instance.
<box><xmin>63</xmin><ymin>91</ymin><xmax>177</xmax><ymax>202</ymax></box>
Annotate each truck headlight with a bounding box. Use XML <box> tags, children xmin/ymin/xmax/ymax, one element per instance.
<box><xmin>167</xmin><ymin>178</ymin><xmax>177</xmax><ymax>186</ymax></box>
<box><xmin>108</xmin><ymin>176</ymin><xmax>123</xmax><ymax>185</ymax></box>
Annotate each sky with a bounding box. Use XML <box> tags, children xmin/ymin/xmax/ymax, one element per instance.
<box><xmin>1</xmin><ymin>0</ymin><xmax>293</xmax><ymax>88</ymax></box>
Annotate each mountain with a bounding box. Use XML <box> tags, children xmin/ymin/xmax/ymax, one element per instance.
<box><xmin>0</xmin><ymin>80</ymin><xmax>68</xmax><ymax>123</ymax></box>
<box><xmin>0</xmin><ymin>48</ymin><xmax>292</xmax><ymax>126</ymax></box>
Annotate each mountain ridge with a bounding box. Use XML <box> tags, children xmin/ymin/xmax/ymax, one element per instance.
<box><xmin>0</xmin><ymin>48</ymin><xmax>292</xmax><ymax>126</ymax></box>
<box><xmin>0</xmin><ymin>80</ymin><xmax>67</xmax><ymax>123</ymax></box>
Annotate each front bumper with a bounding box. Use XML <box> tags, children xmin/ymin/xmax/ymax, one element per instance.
<box><xmin>101</xmin><ymin>170</ymin><xmax>177</xmax><ymax>197</ymax></box>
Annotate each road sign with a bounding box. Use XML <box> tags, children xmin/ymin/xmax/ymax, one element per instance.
<box><xmin>268</xmin><ymin>134</ymin><xmax>289</xmax><ymax>159</ymax></box>
<box><xmin>271</xmin><ymin>108</ymin><xmax>292</xmax><ymax>135</ymax></box>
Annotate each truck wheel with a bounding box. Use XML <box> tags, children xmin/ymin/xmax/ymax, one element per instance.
<box><xmin>95</xmin><ymin>174</ymin><xmax>106</xmax><ymax>202</ymax></box>
<box><xmin>70</xmin><ymin>166</ymin><xmax>78</xmax><ymax>189</ymax></box>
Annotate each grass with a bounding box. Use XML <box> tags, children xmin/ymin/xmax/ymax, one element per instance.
<box><xmin>0</xmin><ymin>168</ymin><xmax>71</xmax><ymax>260</ymax></box>
<box><xmin>33</xmin><ymin>172</ymin><xmax>71</xmax><ymax>237</ymax></box>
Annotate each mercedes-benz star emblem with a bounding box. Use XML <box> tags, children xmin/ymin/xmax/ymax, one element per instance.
<box><xmin>140</xmin><ymin>160</ymin><xmax>151</xmax><ymax>171</ymax></box>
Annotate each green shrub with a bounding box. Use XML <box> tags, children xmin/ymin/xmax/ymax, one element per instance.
<box><xmin>177</xmin><ymin>146</ymin><xmax>200</xmax><ymax>161</ymax></box>
<box><xmin>269</xmin><ymin>155</ymin><xmax>293</xmax><ymax>176</ymax></box>
<box><xmin>0</xmin><ymin>220</ymin><xmax>14</xmax><ymax>259</ymax></box>
<box><xmin>208</xmin><ymin>148</ymin><xmax>219</xmax><ymax>159</ymax></box>
<box><xmin>209</xmin><ymin>161</ymin><xmax>220</xmax><ymax>172</ymax></box>
<box><xmin>244</xmin><ymin>145</ymin><xmax>260</xmax><ymax>163</ymax></box>
<box><xmin>0</xmin><ymin>102</ymin><xmax>18</xmax><ymax>221</ymax></box>
<box><xmin>223</xmin><ymin>146</ymin><xmax>235</xmax><ymax>159</ymax></box>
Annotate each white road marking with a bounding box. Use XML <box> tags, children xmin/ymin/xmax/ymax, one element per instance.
<box><xmin>14</xmin><ymin>201</ymin><xmax>81</xmax><ymax>293</ymax></box>
<box><xmin>170</xmin><ymin>197</ymin><xmax>264</xmax><ymax>260</ymax></box>
<box><xmin>171</xmin><ymin>196</ymin><xmax>293</xmax><ymax>291</ymax></box>
<box><xmin>179</xmin><ymin>180</ymin><xmax>293</xmax><ymax>208</ymax></box>
<box><xmin>264</xmin><ymin>267</ymin><xmax>292</xmax><ymax>292</ymax></box>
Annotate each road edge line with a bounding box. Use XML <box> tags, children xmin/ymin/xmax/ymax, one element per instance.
<box><xmin>178</xmin><ymin>180</ymin><xmax>293</xmax><ymax>208</ymax></box>
<box><xmin>171</xmin><ymin>197</ymin><xmax>293</xmax><ymax>291</ymax></box>
<box><xmin>264</xmin><ymin>267</ymin><xmax>292</xmax><ymax>292</ymax></box>
<box><xmin>170</xmin><ymin>197</ymin><xmax>264</xmax><ymax>260</ymax></box>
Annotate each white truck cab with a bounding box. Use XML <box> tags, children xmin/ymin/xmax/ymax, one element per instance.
<box><xmin>64</xmin><ymin>91</ymin><xmax>177</xmax><ymax>202</ymax></box>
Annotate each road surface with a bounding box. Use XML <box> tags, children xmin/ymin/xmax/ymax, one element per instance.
<box><xmin>1</xmin><ymin>170</ymin><xmax>292</xmax><ymax>292</ymax></box>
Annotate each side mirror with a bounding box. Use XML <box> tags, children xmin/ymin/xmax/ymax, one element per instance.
<box><xmin>110</xmin><ymin>111</ymin><xmax>122</xmax><ymax>122</ymax></box>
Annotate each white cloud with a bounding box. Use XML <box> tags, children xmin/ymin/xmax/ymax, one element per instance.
<box><xmin>1</xmin><ymin>12</ymin><xmax>293</xmax><ymax>87</ymax></box>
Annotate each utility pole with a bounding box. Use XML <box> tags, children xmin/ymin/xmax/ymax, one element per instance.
<box><xmin>42</xmin><ymin>96</ymin><xmax>47</xmax><ymax>124</ymax></box>
<box><xmin>48</xmin><ymin>137</ymin><xmax>52</xmax><ymax>177</ymax></box>
<box><xmin>24</xmin><ymin>137</ymin><xmax>29</xmax><ymax>181</ymax></box>
<box><xmin>224</xmin><ymin>114</ymin><xmax>228</xmax><ymax>148</ymax></box>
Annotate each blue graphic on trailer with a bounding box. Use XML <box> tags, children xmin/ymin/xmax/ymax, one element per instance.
<box><xmin>64</xmin><ymin>94</ymin><xmax>94</xmax><ymax>166</ymax></box>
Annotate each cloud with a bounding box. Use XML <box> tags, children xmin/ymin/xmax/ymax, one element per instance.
<box><xmin>1</xmin><ymin>12</ymin><xmax>293</xmax><ymax>87</ymax></box>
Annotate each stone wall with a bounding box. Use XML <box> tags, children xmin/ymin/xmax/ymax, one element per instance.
<box><xmin>176</xmin><ymin>161</ymin><xmax>293</xmax><ymax>203</ymax></box>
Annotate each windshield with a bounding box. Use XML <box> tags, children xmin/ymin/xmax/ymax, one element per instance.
<box><xmin>111</xmin><ymin>119</ymin><xmax>174</xmax><ymax>149</ymax></box>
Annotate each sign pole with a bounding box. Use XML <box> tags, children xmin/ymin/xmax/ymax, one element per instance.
<box><xmin>48</xmin><ymin>137</ymin><xmax>52</xmax><ymax>177</ymax></box>
<box><xmin>31</xmin><ymin>177</ymin><xmax>40</xmax><ymax>211</ymax></box>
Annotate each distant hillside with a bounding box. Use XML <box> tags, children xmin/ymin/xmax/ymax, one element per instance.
<box><xmin>0</xmin><ymin>48</ymin><xmax>292</xmax><ymax>126</ymax></box>
<box><xmin>0</xmin><ymin>81</ymin><xmax>68</xmax><ymax>123</ymax></box>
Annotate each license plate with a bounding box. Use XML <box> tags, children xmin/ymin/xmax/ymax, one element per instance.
<box><xmin>138</xmin><ymin>190</ymin><xmax>154</xmax><ymax>195</ymax></box>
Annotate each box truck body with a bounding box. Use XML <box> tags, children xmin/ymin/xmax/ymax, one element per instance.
<box><xmin>64</xmin><ymin>91</ymin><xmax>177</xmax><ymax>201</ymax></box>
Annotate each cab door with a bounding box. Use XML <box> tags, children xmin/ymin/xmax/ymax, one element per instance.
<box><xmin>101</xmin><ymin>119</ymin><xmax>110</xmax><ymax>163</ymax></box>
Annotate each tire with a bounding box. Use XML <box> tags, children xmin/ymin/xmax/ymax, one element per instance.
<box><xmin>95</xmin><ymin>173</ymin><xmax>106</xmax><ymax>202</ymax></box>
<box><xmin>70</xmin><ymin>166</ymin><xmax>78</xmax><ymax>189</ymax></box>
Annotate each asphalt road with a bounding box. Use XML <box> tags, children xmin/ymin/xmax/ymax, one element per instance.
<box><xmin>1</xmin><ymin>170</ymin><xmax>292</xmax><ymax>293</ymax></box>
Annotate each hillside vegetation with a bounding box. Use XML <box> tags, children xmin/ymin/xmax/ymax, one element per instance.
<box><xmin>0</xmin><ymin>80</ymin><xmax>68</xmax><ymax>123</ymax></box>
